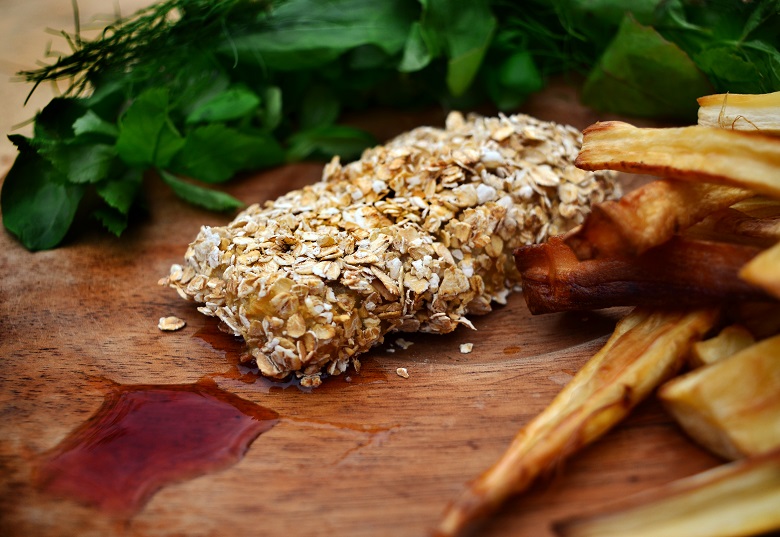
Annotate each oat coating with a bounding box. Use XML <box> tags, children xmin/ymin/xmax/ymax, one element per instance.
<box><xmin>162</xmin><ymin>112</ymin><xmax>619</xmax><ymax>386</ymax></box>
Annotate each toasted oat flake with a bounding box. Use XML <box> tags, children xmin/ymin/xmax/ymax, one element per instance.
<box><xmin>163</xmin><ymin>112</ymin><xmax>619</xmax><ymax>384</ymax></box>
<box><xmin>158</xmin><ymin>316</ymin><xmax>186</xmax><ymax>332</ymax></box>
<box><xmin>396</xmin><ymin>367</ymin><xmax>410</xmax><ymax>379</ymax></box>
<box><xmin>395</xmin><ymin>338</ymin><xmax>414</xmax><ymax>350</ymax></box>
<box><xmin>460</xmin><ymin>343</ymin><xmax>474</xmax><ymax>354</ymax></box>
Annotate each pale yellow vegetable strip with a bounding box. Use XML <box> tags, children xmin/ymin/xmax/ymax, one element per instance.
<box><xmin>740</xmin><ymin>240</ymin><xmax>780</xmax><ymax>299</ymax></box>
<box><xmin>689</xmin><ymin>324</ymin><xmax>755</xmax><ymax>368</ymax></box>
<box><xmin>659</xmin><ymin>334</ymin><xmax>780</xmax><ymax>460</ymax></box>
<box><xmin>554</xmin><ymin>448</ymin><xmax>780</xmax><ymax>537</ymax></box>
<box><xmin>575</xmin><ymin>121</ymin><xmax>780</xmax><ymax>199</ymax></box>
<box><xmin>565</xmin><ymin>180</ymin><xmax>752</xmax><ymax>259</ymax></box>
<box><xmin>435</xmin><ymin>307</ymin><xmax>720</xmax><ymax>537</ymax></box>
<box><xmin>698</xmin><ymin>91</ymin><xmax>780</xmax><ymax>135</ymax></box>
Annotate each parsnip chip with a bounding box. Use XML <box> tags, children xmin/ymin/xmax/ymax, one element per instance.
<box><xmin>576</xmin><ymin>121</ymin><xmax>780</xmax><ymax>199</ymax></box>
<box><xmin>436</xmin><ymin>307</ymin><xmax>720</xmax><ymax>537</ymax></box>
<box><xmin>515</xmin><ymin>236</ymin><xmax>768</xmax><ymax>314</ymax></box>
<box><xmin>565</xmin><ymin>180</ymin><xmax>751</xmax><ymax>259</ymax></box>
<box><xmin>698</xmin><ymin>91</ymin><xmax>780</xmax><ymax>135</ymax></box>
<box><xmin>739</xmin><ymin>240</ymin><xmax>780</xmax><ymax>299</ymax></box>
<box><xmin>686</xmin><ymin>207</ymin><xmax>780</xmax><ymax>248</ymax></box>
<box><xmin>554</xmin><ymin>448</ymin><xmax>780</xmax><ymax>537</ymax></box>
<box><xmin>690</xmin><ymin>324</ymin><xmax>755</xmax><ymax>368</ymax></box>
<box><xmin>660</xmin><ymin>334</ymin><xmax>780</xmax><ymax>460</ymax></box>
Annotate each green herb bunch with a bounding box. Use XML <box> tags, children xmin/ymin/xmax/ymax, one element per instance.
<box><xmin>3</xmin><ymin>0</ymin><xmax>779</xmax><ymax>250</ymax></box>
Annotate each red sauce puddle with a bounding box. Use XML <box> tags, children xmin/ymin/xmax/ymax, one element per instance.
<box><xmin>35</xmin><ymin>378</ymin><xmax>278</xmax><ymax>517</ymax></box>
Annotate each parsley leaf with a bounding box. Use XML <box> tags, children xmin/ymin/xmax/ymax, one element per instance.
<box><xmin>116</xmin><ymin>88</ymin><xmax>185</xmax><ymax>168</ymax></box>
<box><xmin>170</xmin><ymin>124</ymin><xmax>285</xmax><ymax>183</ymax></box>
<box><xmin>159</xmin><ymin>170</ymin><xmax>243</xmax><ymax>212</ymax></box>
<box><xmin>582</xmin><ymin>15</ymin><xmax>713</xmax><ymax>119</ymax></box>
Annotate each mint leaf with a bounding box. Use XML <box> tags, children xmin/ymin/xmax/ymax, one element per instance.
<box><xmin>2</xmin><ymin>136</ymin><xmax>84</xmax><ymax>250</ymax></box>
<box><xmin>116</xmin><ymin>88</ymin><xmax>185</xmax><ymax>168</ymax></box>
<box><xmin>185</xmin><ymin>86</ymin><xmax>261</xmax><ymax>124</ymax></box>
<box><xmin>399</xmin><ymin>22</ymin><xmax>436</xmax><ymax>72</ymax></box>
<box><xmin>416</xmin><ymin>0</ymin><xmax>497</xmax><ymax>96</ymax></box>
<box><xmin>583</xmin><ymin>15</ymin><xmax>713</xmax><ymax>119</ymax></box>
<box><xmin>286</xmin><ymin>125</ymin><xmax>375</xmax><ymax>162</ymax></box>
<box><xmin>159</xmin><ymin>170</ymin><xmax>243</xmax><ymax>211</ymax></box>
<box><xmin>221</xmin><ymin>0</ymin><xmax>417</xmax><ymax>70</ymax></box>
<box><xmin>170</xmin><ymin>125</ymin><xmax>285</xmax><ymax>183</ymax></box>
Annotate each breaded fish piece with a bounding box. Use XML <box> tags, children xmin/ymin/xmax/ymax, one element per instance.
<box><xmin>162</xmin><ymin>112</ymin><xmax>618</xmax><ymax>386</ymax></box>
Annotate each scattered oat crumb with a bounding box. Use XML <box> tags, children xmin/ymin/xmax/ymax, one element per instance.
<box><xmin>386</xmin><ymin>347</ymin><xmax>396</xmax><ymax>353</ymax></box>
<box><xmin>395</xmin><ymin>338</ymin><xmax>414</xmax><ymax>350</ymax></box>
<box><xmin>460</xmin><ymin>343</ymin><xmax>474</xmax><ymax>354</ymax></box>
<box><xmin>396</xmin><ymin>367</ymin><xmax>409</xmax><ymax>379</ymax></box>
<box><xmin>158</xmin><ymin>316</ymin><xmax>186</xmax><ymax>331</ymax></box>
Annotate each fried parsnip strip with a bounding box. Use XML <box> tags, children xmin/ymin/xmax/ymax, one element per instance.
<box><xmin>575</xmin><ymin>121</ymin><xmax>780</xmax><ymax>199</ymax></box>
<box><xmin>565</xmin><ymin>181</ymin><xmax>751</xmax><ymax>259</ymax></box>
<box><xmin>435</xmin><ymin>307</ymin><xmax>720</xmax><ymax>537</ymax></box>
<box><xmin>659</xmin><ymin>334</ymin><xmax>780</xmax><ymax>460</ymax></box>
<box><xmin>685</xmin><ymin>208</ymin><xmax>780</xmax><ymax>248</ymax></box>
<box><xmin>554</xmin><ymin>448</ymin><xmax>780</xmax><ymax>537</ymax></box>
<box><xmin>698</xmin><ymin>91</ymin><xmax>780</xmax><ymax>135</ymax></box>
<box><xmin>740</xmin><ymin>241</ymin><xmax>780</xmax><ymax>300</ymax></box>
<box><xmin>689</xmin><ymin>324</ymin><xmax>755</xmax><ymax>368</ymax></box>
<box><xmin>514</xmin><ymin>236</ymin><xmax>768</xmax><ymax>314</ymax></box>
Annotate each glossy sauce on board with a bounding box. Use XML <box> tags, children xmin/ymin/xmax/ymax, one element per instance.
<box><xmin>35</xmin><ymin>379</ymin><xmax>279</xmax><ymax>517</ymax></box>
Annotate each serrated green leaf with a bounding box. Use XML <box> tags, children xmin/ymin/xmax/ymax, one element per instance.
<box><xmin>170</xmin><ymin>124</ymin><xmax>285</xmax><ymax>183</ymax></box>
<box><xmin>37</xmin><ymin>142</ymin><xmax>117</xmax><ymax>184</ymax></box>
<box><xmin>73</xmin><ymin>110</ymin><xmax>119</xmax><ymax>138</ymax></box>
<box><xmin>96</xmin><ymin>167</ymin><xmax>143</xmax><ymax>214</ymax></box>
<box><xmin>159</xmin><ymin>170</ymin><xmax>243</xmax><ymax>211</ymax></box>
<box><xmin>116</xmin><ymin>88</ymin><xmax>185</xmax><ymax>168</ymax></box>
<box><xmin>93</xmin><ymin>205</ymin><xmax>128</xmax><ymax>236</ymax></box>
<box><xmin>2</xmin><ymin>137</ymin><xmax>84</xmax><ymax>251</ymax></box>
<box><xmin>185</xmin><ymin>86</ymin><xmax>261</xmax><ymax>124</ymax></box>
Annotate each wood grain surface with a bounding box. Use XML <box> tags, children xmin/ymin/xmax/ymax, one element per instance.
<box><xmin>1</xmin><ymin>4</ymin><xmax>722</xmax><ymax>536</ymax></box>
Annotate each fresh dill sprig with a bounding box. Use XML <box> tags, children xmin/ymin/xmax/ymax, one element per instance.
<box><xmin>19</xmin><ymin>0</ymin><xmax>271</xmax><ymax>99</ymax></box>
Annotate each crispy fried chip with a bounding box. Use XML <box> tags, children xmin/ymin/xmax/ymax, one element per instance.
<box><xmin>698</xmin><ymin>91</ymin><xmax>780</xmax><ymax>135</ymax></box>
<box><xmin>575</xmin><ymin>122</ymin><xmax>780</xmax><ymax>199</ymax></box>
<box><xmin>739</xmin><ymin>241</ymin><xmax>780</xmax><ymax>300</ymax></box>
<box><xmin>659</xmin><ymin>334</ymin><xmax>780</xmax><ymax>460</ymax></box>
<box><xmin>515</xmin><ymin>236</ymin><xmax>769</xmax><ymax>314</ymax></box>
<box><xmin>554</xmin><ymin>448</ymin><xmax>780</xmax><ymax>537</ymax></box>
<box><xmin>690</xmin><ymin>324</ymin><xmax>755</xmax><ymax>368</ymax></box>
<box><xmin>565</xmin><ymin>180</ymin><xmax>752</xmax><ymax>259</ymax></box>
<box><xmin>436</xmin><ymin>307</ymin><xmax>720</xmax><ymax>537</ymax></box>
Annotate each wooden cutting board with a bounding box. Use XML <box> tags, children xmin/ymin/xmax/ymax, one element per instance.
<box><xmin>0</xmin><ymin>78</ymin><xmax>723</xmax><ymax>536</ymax></box>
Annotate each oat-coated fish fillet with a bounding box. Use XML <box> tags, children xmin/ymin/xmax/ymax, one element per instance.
<box><xmin>162</xmin><ymin>112</ymin><xmax>618</xmax><ymax>386</ymax></box>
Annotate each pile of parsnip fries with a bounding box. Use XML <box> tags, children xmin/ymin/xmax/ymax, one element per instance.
<box><xmin>436</xmin><ymin>92</ymin><xmax>780</xmax><ymax>537</ymax></box>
